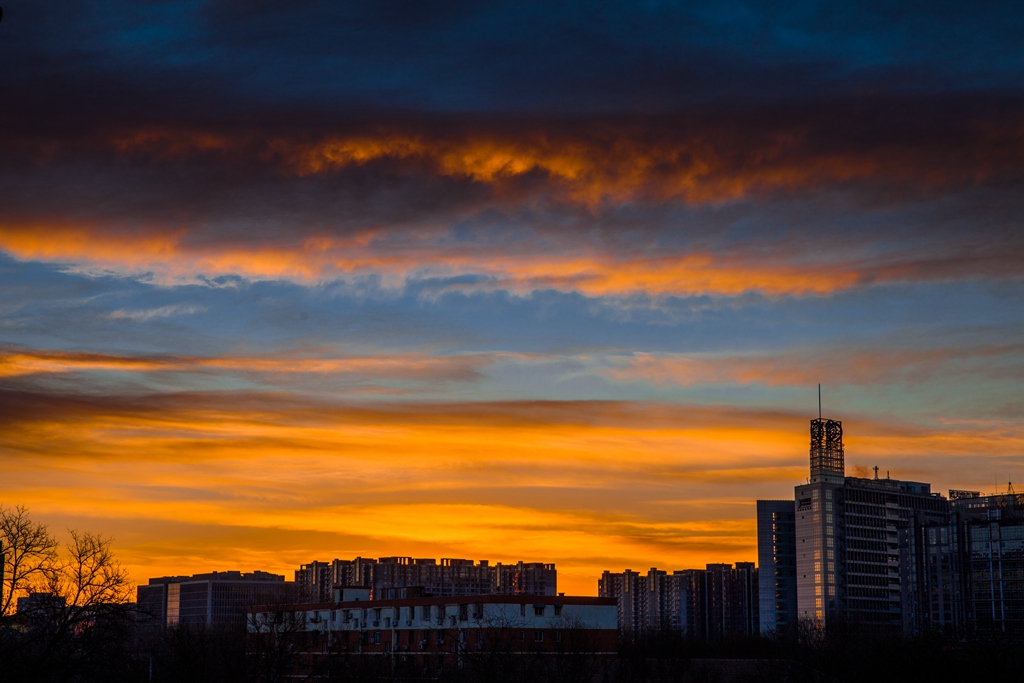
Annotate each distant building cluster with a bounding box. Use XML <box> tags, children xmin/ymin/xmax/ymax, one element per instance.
<box><xmin>119</xmin><ymin>412</ymin><xmax>1024</xmax><ymax>648</ymax></box>
<box><xmin>759</xmin><ymin>416</ymin><xmax>1024</xmax><ymax>636</ymax></box>
<box><xmin>598</xmin><ymin>564</ymin><xmax>758</xmax><ymax>639</ymax></box>
<box><xmin>134</xmin><ymin>559</ymin><xmax>556</xmax><ymax>629</ymax></box>
<box><xmin>294</xmin><ymin>557</ymin><xmax>556</xmax><ymax>603</ymax></box>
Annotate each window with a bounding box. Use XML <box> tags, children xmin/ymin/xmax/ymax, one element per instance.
<box><xmin>374</xmin><ymin>631</ymin><xmax>381</xmax><ymax>644</ymax></box>
<box><xmin>422</xmin><ymin>605</ymin><xmax>430</xmax><ymax>620</ymax></box>
<box><xmin>554</xmin><ymin>605</ymin><xmax>562</xmax><ymax>616</ymax></box>
<box><xmin>520</xmin><ymin>604</ymin><xmax>526</xmax><ymax>617</ymax></box>
<box><xmin>520</xmin><ymin>630</ymin><xmax>526</xmax><ymax>642</ymax></box>
<box><xmin>436</xmin><ymin>630</ymin><xmax>444</xmax><ymax>645</ymax></box>
<box><xmin>459</xmin><ymin>603</ymin><xmax>468</xmax><ymax>620</ymax></box>
<box><xmin>554</xmin><ymin>630</ymin><xmax>562</xmax><ymax>643</ymax></box>
<box><xmin>534</xmin><ymin>605</ymin><xmax>545</xmax><ymax>616</ymax></box>
<box><xmin>534</xmin><ymin>630</ymin><xmax>544</xmax><ymax>642</ymax></box>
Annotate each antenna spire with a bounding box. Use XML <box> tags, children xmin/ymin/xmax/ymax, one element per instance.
<box><xmin>818</xmin><ymin>384</ymin><xmax>821</xmax><ymax>420</ymax></box>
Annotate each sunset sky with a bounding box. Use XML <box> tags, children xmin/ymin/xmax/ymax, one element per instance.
<box><xmin>2</xmin><ymin>2</ymin><xmax>1023</xmax><ymax>596</ymax></box>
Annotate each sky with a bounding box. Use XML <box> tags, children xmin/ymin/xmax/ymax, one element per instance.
<box><xmin>1</xmin><ymin>1</ymin><xmax>1023</xmax><ymax>596</ymax></box>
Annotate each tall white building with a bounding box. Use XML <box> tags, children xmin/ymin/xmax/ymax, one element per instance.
<box><xmin>773</xmin><ymin>416</ymin><xmax>949</xmax><ymax>632</ymax></box>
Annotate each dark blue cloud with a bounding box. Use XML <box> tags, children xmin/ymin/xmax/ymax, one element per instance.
<box><xmin>4</xmin><ymin>1</ymin><xmax>1023</xmax><ymax>116</ymax></box>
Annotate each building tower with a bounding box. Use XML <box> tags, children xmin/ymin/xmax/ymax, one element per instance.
<box><xmin>795</xmin><ymin>417</ymin><xmax>845</xmax><ymax>627</ymax></box>
<box><xmin>791</xmin><ymin>413</ymin><xmax>949</xmax><ymax>632</ymax></box>
<box><xmin>809</xmin><ymin>418</ymin><xmax>844</xmax><ymax>485</ymax></box>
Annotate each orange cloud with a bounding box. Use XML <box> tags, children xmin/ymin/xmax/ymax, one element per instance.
<box><xmin>0</xmin><ymin>348</ymin><xmax>491</xmax><ymax>385</ymax></box>
<box><xmin>105</xmin><ymin>119</ymin><xmax>1024</xmax><ymax>206</ymax></box>
<box><xmin>604</xmin><ymin>344</ymin><xmax>1024</xmax><ymax>387</ymax></box>
<box><xmin>0</xmin><ymin>394</ymin><xmax>805</xmax><ymax>594</ymax></box>
<box><xmin>3</xmin><ymin>387</ymin><xmax>1021</xmax><ymax>594</ymax></box>
<box><xmin>7</xmin><ymin>220</ymin><xmax>1014</xmax><ymax>299</ymax></box>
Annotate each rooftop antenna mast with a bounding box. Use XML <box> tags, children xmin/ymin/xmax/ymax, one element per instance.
<box><xmin>818</xmin><ymin>384</ymin><xmax>821</xmax><ymax>420</ymax></box>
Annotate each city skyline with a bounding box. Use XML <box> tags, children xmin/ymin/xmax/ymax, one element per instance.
<box><xmin>2</xmin><ymin>3</ymin><xmax>1023</xmax><ymax>598</ymax></box>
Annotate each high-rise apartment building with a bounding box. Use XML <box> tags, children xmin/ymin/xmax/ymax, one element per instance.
<box><xmin>598</xmin><ymin>569</ymin><xmax>645</xmax><ymax>633</ymax></box>
<box><xmin>704</xmin><ymin>562</ymin><xmax>759</xmax><ymax>639</ymax></box>
<box><xmin>761</xmin><ymin>415</ymin><xmax>950</xmax><ymax>633</ymax></box>
<box><xmin>598</xmin><ymin>564</ymin><xmax>757</xmax><ymax>639</ymax></box>
<box><xmin>756</xmin><ymin>500</ymin><xmax>797</xmax><ymax>634</ymax></box>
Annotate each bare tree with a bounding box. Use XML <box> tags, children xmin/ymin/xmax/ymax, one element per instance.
<box><xmin>0</xmin><ymin>504</ymin><xmax>60</xmax><ymax>616</ymax></box>
<box><xmin>0</xmin><ymin>508</ymin><xmax>139</xmax><ymax>683</ymax></box>
<box><xmin>52</xmin><ymin>529</ymin><xmax>133</xmax><ymax>607</ymax></box>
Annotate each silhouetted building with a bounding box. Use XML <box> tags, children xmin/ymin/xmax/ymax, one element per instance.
<box><xmin>705</xmin><ymin>562</ymin><xmax>758</xmax><ymax>640</ymax></box>
<box><xmin>598</xmin><ymin>569</ymin><xmax>645</xmax><ymax>633</ymax></box>
<box><xmin>902</xmin><ymin>490</ymin><xmax>1024</xmax><ymax>635</ymax></box>
<box><xmin>295</xmin><ymin>557</ymin><xmax>556</xmax><ymax>601</ymax></box>
<box><xmin>756</xmin><ymin>500</ymin><xmax>797</xmax><ymax>634</ymax></box>
<box><xmin>136</xmin><ymin>570</ymin><xmax>290</xmax><ymax>628</ymax></box>
<box><xmin>598</xmin><ymin>564</ymin><xmax>757</xmax><ymax>639</ymax></box>
<box><xmin>16</xmin><ymin>592</ymin><xmax>66</xmax><ymax>617</ymax></box>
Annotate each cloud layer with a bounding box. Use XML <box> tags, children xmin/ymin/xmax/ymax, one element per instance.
<box><xmin>2</xmin><ymin>1</ymin><xmax>1023</xmax><ymax>593</ymax></box>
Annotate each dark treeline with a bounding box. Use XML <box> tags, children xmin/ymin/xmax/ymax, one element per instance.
<box><xmin>7</xmin><ymin>621</ymin><xmax>1024</xmax><ymax>683</ymax></box>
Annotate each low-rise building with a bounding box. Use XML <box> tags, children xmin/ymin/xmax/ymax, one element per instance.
<box><xmin>248</xmin><ymin>593</ymin><xmax>617</xmax><ymax>676</ymax></box>
<box><xmin>295</xmin><ymin>556</ymin><xmax>556</xmax><ymax>602</ymax></box>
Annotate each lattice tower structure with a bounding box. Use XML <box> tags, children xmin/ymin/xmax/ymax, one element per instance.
<box><xmin>810</xmin><ymin>418</ymin><xmax>845</xmax><ymax>484</ymax></box>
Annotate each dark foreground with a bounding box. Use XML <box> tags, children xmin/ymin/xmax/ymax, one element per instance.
<box><xmin>4</xmin><ymin>621</ymin><xmax>1024</xmax><ymax>683</ymax></box>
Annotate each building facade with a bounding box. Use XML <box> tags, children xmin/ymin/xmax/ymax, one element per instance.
<box><xmin>756</xmin><ymin>500</ymin><xmax>797</xmax><ymax>634</ymax></box>
<box><xmin>137</xmin><ymin>570</ymin><xmax>290</xmax><ymax>628</ymax></box>
<box><xmin>902</xmin><ymin>490</ymin><xmax>1024</xmax><ymax>635</ymax></box>
<box><xmin>759</xmin><ymin>415</ymin><xmax>959</xmax><ymax>634</ymax></box>
<box><xmin>295</xmin><ymin>557</ymin><xmax>556</xmax><ymax>602</ymax></box>
<box><xmin>248</xmin><ymin>594</ymin><xmax>617</xmax><ymax>677</ymax></box>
